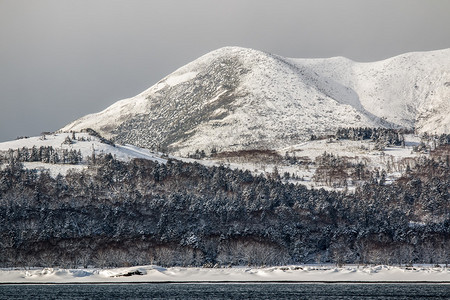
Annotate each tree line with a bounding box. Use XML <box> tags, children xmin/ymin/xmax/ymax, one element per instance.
<box><xmin>0</xmin><ymin>146</ymin><xmax>82</xmax><ymax>165</ymax></box>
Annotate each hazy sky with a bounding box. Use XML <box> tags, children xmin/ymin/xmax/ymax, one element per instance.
<box><xmin>1</xmin><ymin>0</ymin><xmax>449</xmax><ymax>142</ymax></box>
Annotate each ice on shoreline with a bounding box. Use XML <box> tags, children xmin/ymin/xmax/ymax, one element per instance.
<box><xmin>1</xmin><ymin>265</ymin><xmax>449</xmax><ymax>283</ymax></box>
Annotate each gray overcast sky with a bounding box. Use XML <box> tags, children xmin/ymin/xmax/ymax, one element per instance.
<box><xmin>1</xmin><ymin>0</ymin><xmax>449</xmax><ymax>142</ymax></box>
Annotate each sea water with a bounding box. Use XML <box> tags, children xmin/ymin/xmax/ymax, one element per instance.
<box><xmin>0</xmin><ymin>283</ymin><xmax>449</xmax><ymax>299</ymax></box>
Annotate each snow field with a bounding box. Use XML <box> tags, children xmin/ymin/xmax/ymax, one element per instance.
<box><xmin>0</xmin><ymin>131</ymin><xmax>429</xmax><ymax>192</ymax></box>
<box><xmin>0</xmin><ymin>133</ymin><xmax>166</xmax><ymax>176</ymax></box>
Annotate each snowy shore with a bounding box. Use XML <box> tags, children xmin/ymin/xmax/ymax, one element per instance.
<box><xmin>1</xmin><ymin>265</ymin><xmax>450</xmax><ymax>283</ymax></box>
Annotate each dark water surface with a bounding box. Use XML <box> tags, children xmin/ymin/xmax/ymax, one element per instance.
<box><xmin>0</xmin><ymin>283</ymin><xmax>449</xmax><ymax>299</ymax></box>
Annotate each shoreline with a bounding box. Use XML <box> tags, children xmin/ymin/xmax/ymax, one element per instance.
<box><xmin>1</xmin><ymin>265</ymin><xmax>450</xmax><ymax>284</ymax></box>
<box><xmin>2</xmin><ymin>281</ymin><xmax>450</xmax><ymax>285</ymax></box>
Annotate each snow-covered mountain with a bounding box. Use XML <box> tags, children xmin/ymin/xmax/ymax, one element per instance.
<box><xmin>61</xmin><ymin>47</ymin><xmax>450</xmax><ymax>156</ymax></box>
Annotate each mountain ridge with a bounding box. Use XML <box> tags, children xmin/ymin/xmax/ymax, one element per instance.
<box><xmin>61</xmin><ymin>46</ymin><xmax>450</xmax><ymax>155</ymax></box>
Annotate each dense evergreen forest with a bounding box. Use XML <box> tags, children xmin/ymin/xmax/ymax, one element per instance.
<box><xmin>0</xmin><ymin>146</ymin><xmax>449</xmax><ymax>268</ymax></box>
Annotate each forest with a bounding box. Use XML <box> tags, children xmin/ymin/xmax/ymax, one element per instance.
<box><xmin>0</xmin><ymin>139</ymin><xmax>449</xmax><ymax>268</ymax></box>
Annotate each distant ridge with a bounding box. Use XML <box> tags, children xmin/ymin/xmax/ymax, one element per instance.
<box><xmin>62</xmin><ymin>47</ymin><xmax>450</xmax><ymax>155</ymax></box>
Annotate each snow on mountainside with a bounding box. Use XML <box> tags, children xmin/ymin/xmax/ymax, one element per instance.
<box><xmin>290</xmin><ymin>48</ymin><xmax>450</xmax><ymax>133</ymax></box>
<box><xmin>0</xmin><ymin>133</ymin><xmax>166</xmax><ymax>176</ymax></box>
<box><xmin>61</xmin><ymin>47</ymin><xmax>450</xmax><ymax>156</ymax></box>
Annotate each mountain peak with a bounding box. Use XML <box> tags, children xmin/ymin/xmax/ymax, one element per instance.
<box><xmin>202</xmin><ymin>46</ymin><xmax>268</xmax><ymax>57</ymax></box>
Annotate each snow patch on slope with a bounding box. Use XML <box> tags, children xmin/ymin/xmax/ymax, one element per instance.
<box><xmin>62</xmin><ymin>97</ymin><xmax>149</xmax><ymax>140</ymax></box>
<box><xmin>165</xmin><ymin>71</ymin><xmax>198</xmax><ymax>86</ymax></box>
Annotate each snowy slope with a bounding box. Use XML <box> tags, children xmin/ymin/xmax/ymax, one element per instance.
<box><xmin>61</xmin><ymin>47</ymin><xmax>450</xmax><ymax>156</ymax></box>
<box><xmin>187</xmin><ymin>133</ymin><xmax>425</xmax><ymax>192</ymax></box>
<box><xmin>290</xmin><ymin>48</ymin><xmax>450</xmax><ymax>133</ymax></box>
<box><xmin>0</xmin><ymin>133</ymin><xmax>166</xmax><ymax>176</ymax></box>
